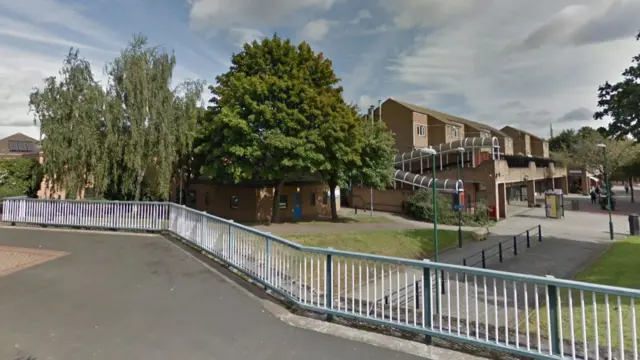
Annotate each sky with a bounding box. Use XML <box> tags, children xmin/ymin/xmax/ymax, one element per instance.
<box><xmin>0</xmin><ymin>0</ymin><xmax>639</xmax><ymax>140</ymax></box>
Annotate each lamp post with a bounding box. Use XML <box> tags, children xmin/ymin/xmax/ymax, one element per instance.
<box><xmin>421</xmin><ymin>147</ymin><xmax>440</xmax><ymax>313</ymax></box>
<box><xmin>456</xmin><ymin>147</ymin><xmax>465</xmax><ymax>248</ymax></box>
<box><xmin>419</xmin><ymin>148</ymin><xmax>439</xmax><ymax>258</ymax></box>
<box><xmin>596</xmin><ymin>143</ymin><xmax>614</xmax><ymax>240</ymax></box>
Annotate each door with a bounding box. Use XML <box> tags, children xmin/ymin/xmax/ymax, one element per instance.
<box><xmin>293</xmin><ymin>192</ymin><xmax>302</xmax><ymax>221</ymax></box>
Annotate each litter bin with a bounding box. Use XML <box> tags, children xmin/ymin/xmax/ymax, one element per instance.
<box><xmin>571</xmin><ymin>200</ymin><xmax>579</xmax><ymax>211</ymax></box>
<box><xmin>629</xmin><ymin>214</ymin><xmax>639</xmax><ymax>235</ymax></box>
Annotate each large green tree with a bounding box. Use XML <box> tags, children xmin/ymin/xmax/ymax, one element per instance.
<box><xmin>554</xmin><ymin>131</ymin><xmax>639</xmax><ymax>177</ymax></box>
<box><xmin>104</xmin><ymin>35</ymin><xmax>204</xmax><ymax>200</ymax></box>
<box><xmin>594</xmin><ymin>31</ymin><xmax>640</xmax><ymax>139</ymax></box>
<box><xmin>316</xmin><ymin>102</ymin><xmax>363</xmax><ymax>220</ymax></box>
<box><xmin>29</xmin><ymin>49</ymin><xmax>108</xmax><ymax>198</ymax></box>
<box><xmin>351</xmin><ymin>120</ymin><xmax>395</xmax><ymax>190</ymax></box>
<box><xmin>30</xmin><ymin>35</ymin><xmax>204</xmax><ymax>201</ymax></box>
<box><xmin>197</xmin><ymin>35</ymin><xmax>343</xmax><ymax>222</ymax></box>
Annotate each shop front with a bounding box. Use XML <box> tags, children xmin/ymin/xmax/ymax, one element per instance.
<box><xmin>568</xmin><ymin>169</ymin><xmax>599</xmax><ymax>194</ymax></box>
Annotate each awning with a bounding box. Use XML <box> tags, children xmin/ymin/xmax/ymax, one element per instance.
<box><xmin>588</xmin><ymin>175</ymin><xmax>599</xmax><ymax>182</ymax></box>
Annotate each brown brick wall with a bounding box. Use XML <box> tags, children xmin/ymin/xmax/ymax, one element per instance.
<box><xmin>171</xmin><ymin>181</ymin><xmax>337</xmax><ymax>224</ymax></box>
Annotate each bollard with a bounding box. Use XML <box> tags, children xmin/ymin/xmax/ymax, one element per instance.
<box><xmin>526</xmin><ymin>230</ymin><xmax>531</xmax><ymax>248</ymax></box>
<box><xmin>513</xmin><ymin>235</ymin><xmax>518</xmax><ymax>255</ymax></box>
<box><xmin>463</xmin><ymin>258</ymin><xmax>467</xmax><ymax>266</ymax></box>
<box><xmin>481</xmin><ymin>250</ymin><xmax>486</xmax><ymax>268</ymax></box>
<box><xmin>538</xmin><ymin>225</ymin><xmax>542</xmax><ymax>242</ymax></box>
<box><xmin>498</xmin><ymin>242</ymin><xmax>503</xmax><ymax>262</ymax></box>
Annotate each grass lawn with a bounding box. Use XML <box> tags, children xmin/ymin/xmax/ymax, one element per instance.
<box><xmin>284</xmin><ymin>228</ymin><xmax>471</xmax><ymax>301</ymax></box>
<box><xmin>297</xmin><ymin>215</ymin><xmax>392</xmax><ymax>225</ymax></box>
<box><xmin>529</xmin><ymin>236</ymin><xmax>640</xmax><ymax>350</ymax></box>
<box><xmin>288</xmin><ymin>228</ymin><xmax>468</xmax><ymax>259</ymax></box>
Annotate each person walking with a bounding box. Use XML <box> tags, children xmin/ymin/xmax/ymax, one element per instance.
<box><xmin>590</xmin><ymin>186</ymin><xmax>597</xmax><ymax>204</ymax></box>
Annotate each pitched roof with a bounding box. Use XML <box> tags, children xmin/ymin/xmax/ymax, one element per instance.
<box><xmin>388</xmin><ymin>99</ymin><xmax>509</xmax><ymax>137</ymax></box>
<box><xmin>501</xmin><ymin>126</ymin><xmax>545</xmax><ymax>141</ymax></box>
<box><xmin>0</xmin><ymin>132</ymin><xmax>38</xmax><ymax>143</ymax></box>
<box><xmin>388</xmin><ymin>99</ymin><xmax>460</xmax><ymax>126</ymax></box>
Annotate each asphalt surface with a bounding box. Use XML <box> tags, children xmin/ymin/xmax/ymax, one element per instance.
<box><xmin>0</xmin><ymin>227</ymin><xmax>422</xmax><ymax>360</ymax></box>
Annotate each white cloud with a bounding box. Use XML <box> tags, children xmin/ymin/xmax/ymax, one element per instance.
<box><xmin>350</xmin><ymin>9</ymin><xmax>372</xmax><ymax>24</ymax></box>
<box><xmin>382</xmin><ymin>0</ymin><xmax>640</xmax><ymax>137</ymax></box>
<box><xmin>188</xmin><ymin>0</ymin><xmax>338</xmax><ymax>30</ymax></box>
<box><xmin>0</xmin><ymin>0</ymin><xmax>121</xmax><ymax>49</ymax></box>
<box><xmin>228</xmin><ymin>28</ymin><xmax>265</xmax><ymax>48</ymax></box>
<box><xmin>379</xmin><ymin>0</ymin><xmax>482</xmax><ymax>29</ymax></box>
<box><xmin>299</xmin><ymin>19</ymin><xmax>335</xmax><ymax>42</ymax></box>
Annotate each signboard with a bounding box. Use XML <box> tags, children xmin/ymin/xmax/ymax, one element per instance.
<box><xmin>568</xmin><ymin>170</ymin><xmax>583</xmax><ymax>174</ymax></box>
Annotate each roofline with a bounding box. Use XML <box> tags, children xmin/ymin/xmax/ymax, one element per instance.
<box><xmin>501</xmin><ymin>126</ymin><xmax>546</xmax><ymax>142</ymax></box>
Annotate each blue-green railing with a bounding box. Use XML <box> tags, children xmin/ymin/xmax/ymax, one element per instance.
<box><xmin>1</xmin><ymin>198</ymin><xmax>638</xmax><ymax>360</ymax></box>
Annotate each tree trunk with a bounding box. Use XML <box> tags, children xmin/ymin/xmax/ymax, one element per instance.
<box><xmin>271</xmin><ymin>180</ymin><xmax>284</xmax><ymax>224</ymax></box>
<box><xmin>134</xmin><ymin>169</ymin><xmax>145</xmax><ymax>201</ymax></box>
<box><xmin>329</xmin><ymin>179</ymin><xmax>338</xmax><ymax>221</ymax></box>
<box><xmin>630</xmin><ymin>177</ymin><xmax>635</xmax><ymax>203</ymax></box>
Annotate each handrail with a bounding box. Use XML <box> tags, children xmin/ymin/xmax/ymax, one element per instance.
<box><xmin>2</xmin><ymin>198</ymin><xmax>640</xmax><ymax>360</ymax></box>
<box><xmin>462</xmin><ymin>225</ymin><xmax>542</xmax><ymax>268</ymax></box>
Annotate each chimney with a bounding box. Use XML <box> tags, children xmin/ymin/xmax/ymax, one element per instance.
<box><xmin>549</xmin><ymin>123</ymin><xmax>554</xmax><ymax>138</ymax></box>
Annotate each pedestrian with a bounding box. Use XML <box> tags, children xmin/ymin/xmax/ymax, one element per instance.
<box><xmin>590</xmin><ymin>186</ymin><xmax>597</xmax><ymax>204</ymax></box>
<box><xmin>625</xmin><ymin>183</ymin><xmax>629</xmax><ymax>194</ymax></box>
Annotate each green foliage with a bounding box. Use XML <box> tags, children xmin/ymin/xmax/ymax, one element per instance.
<box><xmin>29</xmin><ymin>35</ymin><xmax>203</xmax><ymax>201</ymax></box>
<box><xmin>553</xmin><ymin>130</ymin><xmax>639</xmax><ymax>175</ymax></box>
<box><xmin>594</xmin><ymin>31</ymin><xmax>640</xmax><ymax>140</ymax></box>
<box><xmin>316</xmin><ymin>102</ymin><xmax>364</xmax><ymax>220</ymax></box>
<box><xmin>405</xmin><ymin>189</ymin><xmax>490</xmax><ymax>226</ymax></box>
<box><xmin>197</xmin><ymin>34</ymin><xmax>344</xmax><ymax>222</ymax></box>
<box><xmin>29</xmin><ymin>49</ymin><xmax>107</xmax><ymax>198</ymax></box>
<box><xmin>0</xmin><ymin>158</ymin><xmax>43</xmax><ymax>198</ymax></box>
<box><xmin>351</xmin><ymin>120</ymin><xmax>395</xmax><ymax>190</ymax></box>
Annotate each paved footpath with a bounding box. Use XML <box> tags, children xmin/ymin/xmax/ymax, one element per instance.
<box><xmin>0</xmin><ymin>227</ymin><xmax>425</xmax><ymax>360</ymax></box>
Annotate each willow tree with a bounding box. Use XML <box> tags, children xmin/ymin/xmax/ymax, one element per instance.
<box><xmin>103</xmin><ymin>35</ymin><xmax>204</xmax><ymax>200</ymax></box>
<box><xmin>29</xmin><ymin>49</ymin><xmax>109</xmax><ymax>198</ymax></box>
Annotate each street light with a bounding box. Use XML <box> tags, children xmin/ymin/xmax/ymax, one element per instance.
<box><xmin>421</xmin><ymin>147</ymin><xmax>440</xmax><ymax>313</ymax></box>
<box><xmin>596</xmin><ymin>143</ymin><xmax>614</xmax><ymax>240</ymax></box>
<box><xmin>420</xmin><ymin>148</ymin><xmax>439</xmax><ymax>260</ymax></box>
<box><xmin>456</xmin><ymin>147</ymin><xmax>465</xmax><ymax>248</ymax></box>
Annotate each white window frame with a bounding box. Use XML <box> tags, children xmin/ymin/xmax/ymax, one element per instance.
<box><xmin>416</xmin><ymin>125</ymin><xmax>426</xmax><ymax>137</ymax></box>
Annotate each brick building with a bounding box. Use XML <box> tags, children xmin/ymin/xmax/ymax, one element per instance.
<box><xmin>352</xmin><ymin>98</ymin><xmax>568</xmax><ymax>220</ymax></box>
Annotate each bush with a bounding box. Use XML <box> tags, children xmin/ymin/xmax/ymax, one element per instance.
<box><xmin>405</xmin><ymin>189</ymin><xmax>492</xmax><ymax>226</ymax></box>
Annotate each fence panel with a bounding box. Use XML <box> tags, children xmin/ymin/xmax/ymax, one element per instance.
<box><xmin>2</xmin><ymin>199</ymin><xmax>638</xmax><ymax>360</ymax></box>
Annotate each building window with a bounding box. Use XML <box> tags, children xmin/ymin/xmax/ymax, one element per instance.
<box><xmin>230</xmin><ymin>195</ymin><xmax>239</xmax><ymax>209</ymax></box>
<box><xmin>416</xmin><ymin>125</ymin><xmax>426</xmax><ymax>137</ymax></box>
<box><xmin>186</xmin><ymin>190</ymin><xmax>197</xmax><ymax>208</ymax></box>
<box><xmin>310</xmin><ymin>192</ymin><xmax>316</xmax><ymax>206</ymax></box>
<box><xmin>279</xmin><ymin>195</ymin><xmax>288</xmax><ymax>209</ymax></box>
<box><xmin>451</xmin><ymin>126</ymin><xmax>459</xmax><ymax>138</ymax></box>
<box><xmin>204</xmin><ymin>192</ymin><xmax>210</xmax><ymax>206</ymax></box>
<box><xmin>322</xmin><ymin>192</ymin><xmax>329</xmax><ymax>205</ymax></box>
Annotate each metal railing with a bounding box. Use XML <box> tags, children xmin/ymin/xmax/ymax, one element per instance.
<box><xmin>2</xmin><ymin>198</ymin><xmax>639</xmax><ymax>360</ymax></box>
<box><xmin>463</xmin><ymin>225</ymin><xmax>542</xmax><ymax>269</ymax></box>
